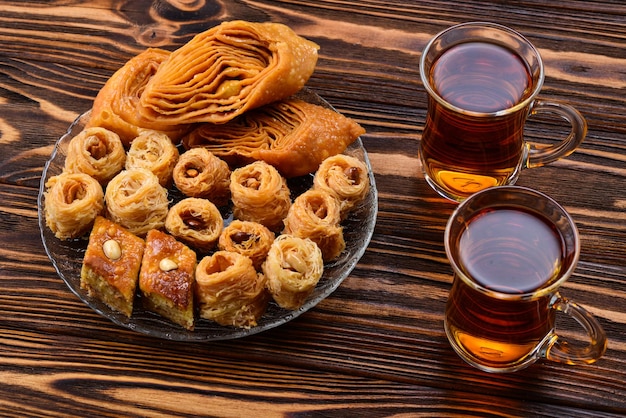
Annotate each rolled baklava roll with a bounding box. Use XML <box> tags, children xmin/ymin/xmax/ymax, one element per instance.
<box><xmin>283</xmin><ymin>189</ymin><xmax>345</xmax><ymax>262</ymax></box>
<box><xmin>63</xmin><ymin>127</ymin><xmax>126</xmax><ymax>185</ymax></box>
<box><xmin>125</xmin><ymin>130</ymin><xmax>179</xmax><ymax>187</ymax></box>
<box><xmin>165</xmin><ymin>197</ymin><xmax>224</xmax><ymax>253</ymax></box>
<box><xmin>262</xmin><ymin>234</ymin><xmax>323</xmax><ymax>310</ymax></box>
<box><xmin>313</xmin><ymin>154</ymin><xmax>370</xmax><ymax>218</ymax></box>
<box><xmin>182</xmin><ymin>99</ymin><xmax>365</xmax><ymax>178</ymax></box>
<box><xmin>218</xmin><ymin>220</ymin><xmax>275</xmax><ymax>270</ymax></box>
<box><xmin>87</xmin><ymin>48</ymin><xmax>191</xmax><ymax>145</ymax></box>
<box><xmin>137</xmin><ymin>20</ymin><xmax>319</xmax><ymax>125</ymax></box>
<box><xmin>105</xmin><ymin>169</ymin><xmax>169</xmax><ymax>236</ymax></box>
<box><xmin>173</xmin><ymin>148</ymin><xmax>230</xmax><ymax>206</ymax></box>
<box><xmin>230</xmin><ymin>161</ymin><xmax>291</xmax><ymax>231</ymax></box>
<box><xmin>195</xmin><ymin>251</ymin><xmax>268</xmax><ymax>328</ymax></box>
<box><xmin>44</xmin><ymin>172</ymin><xmax>104</xmax><ymax>240</ymax></box>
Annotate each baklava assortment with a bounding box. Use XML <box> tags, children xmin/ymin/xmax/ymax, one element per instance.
<box><xmin>43</xmin><ymin>20</ymin><xmax>370</xmax><ymax>330</ymax></box>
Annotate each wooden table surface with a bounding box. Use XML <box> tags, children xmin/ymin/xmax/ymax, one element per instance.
<box><xmin>1</xmin><ymin>1</ymin><xmax>625</xmax><ymax>416</ymax></box>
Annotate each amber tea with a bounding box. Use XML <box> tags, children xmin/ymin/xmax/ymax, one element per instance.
<box><xmin>419</xmin><ymin>23</ymin><xmax>587</xmax><ymax>202</ymax></box>
<box><xmin>444</xmin><ymin>186</ymin><xmax>607</xmax><ymax>373</ymax></box>
<box><xmin>445</xmin><ymin>207</ymin><xmax>564</xmax><ymax>367</ymax></box>
<box><xmin>420</xmin><ymin>42</ymin><xmax>532</xmax><ymax>199</ymax></box>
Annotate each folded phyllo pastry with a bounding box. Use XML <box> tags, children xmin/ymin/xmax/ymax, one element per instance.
<box><xmin>139</xmin><ymin>229</ymin><xmax>197</xmax><ymax>330</ymax></box>
<box><xmin>195</xmin><ymin>251</ymin><xmax>268</xmax><ymax>328</ymax></box>
<box><xmin>80</xmin><ymin>216</ymin><xmax>145</xmax><ymax>317</ymax></box>
<box><xmin>137</xmin><ymin>20</ymin><xmax>320</xmax><ymax>125</ymax></box>
<box><xmin>44</xmin><ymin>172</ymin><xmax>104</xmax><ymax>240</ymax></box>
<box><xmin>313</xmin><ymin>154</ymin><xmax>370</xmax><ymax>218</ymax></box>
<box><xmin>165</xmin><ymin>197</ymin><xmax>224</xmax><ymax>253</ymax></box>
<box><xmin>125</xmin><ymin>130</ymin><xmax>179</xmax><ymax>187</ymax></box>
<box><xmin>173</xmin><ymin>148</ymin><xmax>231</xmax><ymax>206</ymax></box>
<box><xmin>262</xmin><ymin>234</ymin><xmax>323</xmax><ymax>310</ymax></box>
<box><xmin>283</xmin><ymin>189</ymin><xmax>345</xmax><ymax>262</ymax></box>
<box><xmin>105</xmin><ymin>169</ymin><xmax>169</xmax><ymax>236</ymax></box>
<box><xmin>218</xmin><ymin>220</ymin><xmax>275</xmax><ymax>270</ymax></box>
<box><xmin>64</xmin><ymin>127</ymin><xmax>126</xmax><ymax>185</ymax></box>
<box><xmin>182</xmin><ymin>99</ymin><xmax>365</xmax><ymax>177</ymax></box>
<box><xmin>87</xmin><ymin>48</ymin><xmax>191</xmax><ymax>145</ymax></box>
<box><xmin>230</xmin><ymin>161</ymin><xmax>291</xmax><ymax>231</ymax></box>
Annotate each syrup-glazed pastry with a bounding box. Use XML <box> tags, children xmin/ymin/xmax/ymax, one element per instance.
<box><xmin>313</xmin><ymin>154</ymin><xmax>370</xmax><ymax>219</ymax></box>
<box><xmin>262</xmin><ymin>234</ymin><xmax>323</xmax><ymax>310</ymax></box>
<box><xmin>195</xmin><ymin>251</ymin><xmax>268</xmax><ymax>329</ymax></box>
<box><xmin>218</xmin><ymin>220</ymin><xmax>275</xmax><ymax>270</ymax></box>
<box><xmin>63</xmin><ymin>127</ymin><xmax>126</xmax><ymax>185</ymax></box>
<box><xmin>139</xmin><ymin>229</ymin><xmax>197</xmax><ymax>330</ymax></box>
<box><xmin>87</xmin><ymin>48</ymin><xmax>191</xmax><ymax>146</ymax></box>
<box><xmin>173</xmin><ymin>148</ymin><xmax>231</xmax><ymax>206</ymax></box>
<box><xmin>283</xmin><ymin>189</ymin><xmax>345</xmax><ymax>262</ymax></box>
<box><xmin>80</xmin><ymin>216</ymin><xmax>145</xmax><ymax>318</ymax></box>
<box><xmin>230</xmin><ymin>161</ymin><xmax>291</xmax><ymax>231</ymax></box>
<box><xmin>125</xmin><ymin>130</ymin><xmax>179</xmax><ymax>187</ymax></box>
<box><xmin>44</xmin><ymin>172</ymin><xmax>104</xmax><ymax>240</ymax></box>
<box><xmin>137</xmin><ymin>20</ymin><xmax>319</xmax><ymax>126</ymax></box>
<box><xmin>105</xmin><ymin>168</ymin><xmax>169</xmax><ymax>236</ymax></box>
<box><xmin>182</xmin><ymin>99</ymin><xmax>365</xmax><ymax>178</ymax></box>
<box><xmin>165</xmin><ymin>197</ymin><xmax>224</xmax><ymax>253</ymax></box>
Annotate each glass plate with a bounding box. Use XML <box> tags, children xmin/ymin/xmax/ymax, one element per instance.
<box><xmin>37</xmin><ymin>89</ymin><xmax>378</xmax><ymax>341</ymax></box>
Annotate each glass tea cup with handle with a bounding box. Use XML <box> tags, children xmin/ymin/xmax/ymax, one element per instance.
<box><xmin>443</xmin><ymin>186</ymin><xmax>607</xmax><ymax>373</ymax></box>
<box><xmin>419</xmin><ymin>22</ymin><xmax>587</xmax><ymax>202</ymax></box>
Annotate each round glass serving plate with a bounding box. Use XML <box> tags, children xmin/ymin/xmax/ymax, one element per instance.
<box><xmin>37</xmin><ymin>89</ymin><xmax>378</xmax><ymax>341</ymax></box>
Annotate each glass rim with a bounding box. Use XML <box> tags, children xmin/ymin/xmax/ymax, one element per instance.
<box><xmin>444</xmin><ymin>186</ymin><xmax>581</xmax><ymax>300</ymax></box>
<box><xmin>420</xmin><ymin>21</ymin><xmax>545</xmax><ymax>118</ymax></box>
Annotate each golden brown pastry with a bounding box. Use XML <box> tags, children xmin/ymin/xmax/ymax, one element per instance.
<box><xmin>195</xmin><ymin>251</ymin><xmax>268</xmax><ymax>328</ymax></box>
<box><xmin>44</xmin><ymin>172</ymin><xmax>104</xmax><ymax>240</ymax></box>
<box><xmin>165</xmin><ymin>197</ymin><xmax>224</xmax><ymax>253</ymax></box>
<box><xmin>139</xmin><ymin>229</ymin><xmax>197</xmax><ymax>330</ymax></box>
<box><xmin>313</xmin><ymin>154</ymin><xmax>370</xmax><ymax>218</ymax></box>
<box><xmin>64</xmin><ymin>127</ymin><xmax>126</xmax><ymax>184</ymax></box>
<box><xmin>173</xmin><ymin>148</ymin><xmax>231</xmax><ymax>206</ymax></box>
<box><xmin>230</xmin><ymin>161</ymin><xmax>291</xmax><ymax>231</ymax></box>
<box><xmin>87</xmin><ymin>48</ymin><xmax>191</xmax><ymax>146</ymax></box>
<box><xmin>262</xmin><ymin>234</ymin><xmax>323</xmax><ymax>310</ymax></box>
<box><xmin>218</xmin><ymin>220</ymin><xmax>275</xmax><ymax>270</ymax></box>
<box><xmin>125</xmin><ymin>130</ymin><xmax>179</xmax><ymax>187</ymax></box>
<box><xmin>80</xmin><ymin>216</ymin><xmax>145</xmax><ymax>317</ymax></box>
<box><xmin>283</xmin><ymin>189</ymin><xmax>345</xmax><ymax>262</ymax></box>
<box><xmin>105</xmin><ymin>169</ymin><xmax>169</xmax><ymax>236</ymax></box>
<box><xmin>182</xmin><ymin>99</ymin><xmax>365</xmax><ymax>178</ymax></box>
<box><xmin>137</xmin><ymin>20</ymin><xmax>320</xmax><ymax>125</ymax></box>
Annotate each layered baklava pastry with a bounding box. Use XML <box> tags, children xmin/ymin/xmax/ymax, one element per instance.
<box><xmin>80</xmin><ymin>216</ymin><xmax>145</xmax><ymax>317</ymax></box>
<box><xmin>218</xmin><ymin>220</ymin><xmax>275</xmax><ymax>270</ymax></box>
<box><xmin>195</xmin><ymin>251</ymin><xmax>268</xmax><ymax>328</ymax></box>
<box><xmin>283</xmin><ymin>189</ymin><xmax>345</xmax><ymax>262</ymax></box>
<box><xmin>230</xmin><ymin>161</ymin><xmax>291</xmax><ymax>231</ymax></box>
<box><xmin>44</xmin><ymin>172</ymin><xmax>104</xmax><ymax>240</ymax></box>
<box><xmin>63</xmin><ymin>127</ymin><xmax>126</xmax><ymax>185</ymax></box>
<box><xmin>173</xmin><ymin>148</ymin><xmax>231</xmax><ymax>206</ymax></box>
<box><xmin>105</xmin><ymin>169</ymin><xmax>169</xmax><ymax>236</ymax></box>
<box><xmin>137</xmin><ymin>20</ymin><xmax>319</xmax><ymax>125</ymax></box>
<box><xmin>313</xmin><ymin>154</ymin><xmax>370</xmax><ymax>219</ymax></box>
<box><xmin>125</xmin><ymin>130</ymin><xmax>179</xmax><ymax>187</ymax></box>
<box><xmin>182</xmin><ymin>99</ymin><xmax>366</xmax><ymax>178</ymax></box>
<box><xmin>139</xmin><ymin>229</ymin><xmax>197</xmax><ymax>330</ymax></box>
<box><xmin>165</xmin><ymin>197</ymin><xmax>224</xmax><ymax>253</ymax></box>
<box><xmin>262</xmin><ymin>234</ymin><xmax>323</xmax><ymax>310</ymax></box>
<box><xmin>87</xmin><ymin>48</ymin><xmax>191</xmax><ymax>146</ymax></box>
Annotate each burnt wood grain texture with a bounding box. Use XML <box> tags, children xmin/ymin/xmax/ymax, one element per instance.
<box><xmin>0</xmin><ymin>0</ymin><xmax>625</xmax><ymax>416</ymax></box>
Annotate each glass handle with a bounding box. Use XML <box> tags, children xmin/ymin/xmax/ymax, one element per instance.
<box><xmin>542</xmin><ymin>292</ymin><xmax>607</xmax><ymax>365</ymax></box>
<box><xmin>525</xmin><ymin>100</ymin><xmax>588</xmax><ymax>168</ymax></box>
